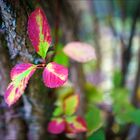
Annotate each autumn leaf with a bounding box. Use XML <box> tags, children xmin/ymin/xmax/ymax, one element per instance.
<box><xmin>66</xmin><ymin>116</ymin><xmax>87</xmax><ymax>134</ymax></box>
<box><xmin>43</xmin><ymin>62</ymin><xmax>68</xmax><ymax>88</ymax></box>
<box><xmin>48</xmin><ymin>116</ymin><xmax>87</xmax><ymax>135</ymax></box>
<box><xmin>28</xmin><ymin>8</ymin><xmax>52</xmax><ymax>59</ymax></box>
<box><xmin>63</xmin><ymin>42</ymin><xmax>96</xmax><ymax>63</ymax></box>
<box><xmin>63</xmin><ymin>94</ymin><xmax>79</xmax><ymax>115</ymax></box>
<box><xmin>4</xmin><ymin>63</ymin><xmax>37</xmax><ymax>106</ymax></box>
<box><xmin>47</xmin><ymin>118</ymin><xmax>65</xmax><ymax>134</ymax></box>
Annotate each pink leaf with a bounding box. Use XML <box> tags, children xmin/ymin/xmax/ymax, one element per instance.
<box><xmin>47</xmin><ymin>118</ymin><xmax>65</xmax><ymax>134</ymax></box>
<box><xmin>63</xmin><ymin>41</ymin><xmax>96</xmax><ymax>63</ymax></box>
<box><xmin>4</xmin><ymin>82</ymin><xmax>25</xmax><ymax>106</ymax></box>
<box><xmin>4</xmin><ymin>63</ymin><xmax>37</xmax><ymax>106</ymax></box>
<box><xmin>10</xmin><ymin>63</ymin><xmax>35</xmax><ymax>80</ymax></box>
<box><xmin>43</xmin><ymin>62</ymin><xmax>68</xmax><ymax>88</ymax></box>
<box><xmin>66</xmin><ymin>116</ymin><xmax>87</xmax><ymax>134</ymax></box>
<box><xmin>28</xmin><ymin>8</ymin><xmax>52</xmax><ymax>58</ymax></box>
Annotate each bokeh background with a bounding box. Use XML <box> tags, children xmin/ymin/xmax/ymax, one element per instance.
<box><xmin>0</xmin><ymin>0</ymin><xmax>140</xmax><ymax>140</ymax></box>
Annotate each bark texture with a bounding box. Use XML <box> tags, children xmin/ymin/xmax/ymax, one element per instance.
<box><xmin>0</xmin><ymin>0</ymin><xmax>87</xmax><ymax>140</ymax></box>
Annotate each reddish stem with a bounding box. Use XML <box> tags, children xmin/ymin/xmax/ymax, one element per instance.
<box><xmin>37</xmin><ymin>63</ymin><xmax>46</xmax><ymax>69</ymax></box>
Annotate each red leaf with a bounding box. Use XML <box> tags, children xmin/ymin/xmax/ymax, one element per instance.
<box><xmin>43</xmin><ymin>62</ymin><xmax>68</xmax><ymax>88</ymax></box>
<box><xmin>66</xmin><ymin>116</ymin><xmax>87</xmax><ymax>134</ymax></box>
<box><xmin>28</xmin><ymin>8</ymin><xmax>52</xmax><ymax>58</ymax></box>
<box><xmin>47</xmin><ymin>118</ymin><xmax>65</xmax><ymax>134</ymax></box>
<box><xmin>63</xmin><ymin>42</ymin><xmax>96</xmax><ymax>63</ymax></box>
<box><xmin>4</xmin><ymin>63</ymin><xmax>37</xmax><ymax>106</ymax></box>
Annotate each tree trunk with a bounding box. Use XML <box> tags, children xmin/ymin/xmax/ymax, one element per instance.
<box><xmin>0</xmin><ymin>0</ymin><xmax>89</xmax><ymax>140</ymax></box>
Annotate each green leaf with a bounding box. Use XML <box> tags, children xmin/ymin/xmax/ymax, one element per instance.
<box><xmin>129</xmin><ymin>109</ymin><xmax>140</xmax><ymax>126</ymax></box>
<box><xmin>53</xmin><ymin>107</ymin><xmax>63</xmax><ymax>117</ymax></box>
<box><xmin>88</xmin><ymin>128</ymin><xmax>105</xmax><ymax>140</ymax></box>
<box><xmin>54</xmin><ymin>43</ymin><xmax>69</xmax><ymax>67</ymax></box>
<box><xmin>112</xmin><ymin>70</ymin><xmax>122</xmax><ymax>88</ymax></box>
<box><xmin>55</xmin><ymin>86</ymin><xmax>74</xmax><ymax>106</ymax></box>
<box><xmin>114</xmin><ymin>107</ymin><xmax>140</xmax><ymax>126</ymax></box>
<box><xmin>85</xmin><ymin>106</ymin><xmax>102</xmax><ymax>136</ymax></box>
<box><xmin>63</xmin><ymin>94</ymin><xmax>79</xmax><ymax>115</ymax></box>
<box><xmin>111</xmin><ymin>87</ymin><xmax>137</xmax><ymax>125</ymax></box>
<box><xmin>111</xmin><ymin>88</ymin><xmax>129</xmax><ymax>103</ymax></box>
<box><xmin>85</xmin><ymin>83</ymin><xmax>103</xmax><ymax>104</ymax></box>
<box><xmin>114</xmin><ymin>103</ymin><xmax>135</xmax><ymax>124</ymax></box>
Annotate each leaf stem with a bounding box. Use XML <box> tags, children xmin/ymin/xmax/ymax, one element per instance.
<box><xmin>37</xmin><ymin>63</ymin><xmax>46</xmax><ymax>69</ymax></box>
